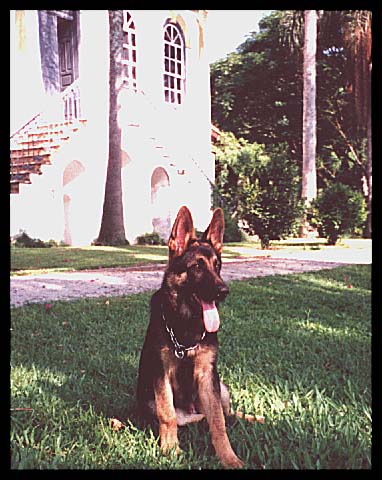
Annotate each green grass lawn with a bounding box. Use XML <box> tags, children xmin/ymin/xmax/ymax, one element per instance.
<box><xmin>10</xmin><ymin>239</ymin><xmax>371</xmax><ymax>276</ymax></box>
<box><xmin>10</xmin><ymin>244</ymin><xmax>245</xmax><ymax>276</ymax></box>
<box><xmin>10</xmin><ymin>245</ymin><xmax>169</xmax><ymax>275</ymax></box>
<box><xmin>10</xmin><ymin>265</ymin><xmax>371</xmax><ymax>469</ymax></box>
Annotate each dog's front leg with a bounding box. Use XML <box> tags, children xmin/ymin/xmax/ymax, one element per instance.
<box><xmin>154</xmin><ymin>375</ymin><xmax>179</xmax><ymax>455</ymax></box>
<box><xmin>195</xmin><ymin>350</ymin><xmax>243</xmax><ymax>469</ymax></box>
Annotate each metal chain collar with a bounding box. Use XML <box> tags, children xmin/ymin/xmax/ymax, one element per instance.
<box><xmin>161</xmin><ymin>306</ymin><xmax>206</xmax><ymax>359</ymax></box>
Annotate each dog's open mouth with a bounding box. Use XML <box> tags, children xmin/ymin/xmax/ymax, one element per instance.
<box><xmin>200</xmin><ymin>300</ymin><xmax>220</xmax><ymax>333</ymax></box>
<box><xmin>192</xmin><ymin>293</ymin><xmax>221</xmax><ymax>333</ymax></box>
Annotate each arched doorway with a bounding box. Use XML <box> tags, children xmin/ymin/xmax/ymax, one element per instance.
<box><xmin>151</xmin><ymin>167</ymin><xmax>171</xmax><ymax>241</ymax></box>
<box><xmin>63</xmin><ymin>194</ymin><xmax>72</xmax><ymax>245</ymax></box>
<box><xmin>63</xmin><ymin>160</ymin><xmax>85</xmax><ymax>245</ymax></box>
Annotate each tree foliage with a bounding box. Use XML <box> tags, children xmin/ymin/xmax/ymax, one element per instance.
<box><xmin>211</xmin><ymin>13</ymin><xmax>302</xmax><ymax>153</ymax></box>
<box><xmin>210</xmin><ymin>10</ymin><xmax>369</xmax><ymax>198</ymax></box>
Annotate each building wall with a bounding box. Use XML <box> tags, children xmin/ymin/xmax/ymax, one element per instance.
<box><xmin>10</xmin><ymin>10</ymin><xmax>46</xmax><ymax>134</ymax></box>
<box><xmin>117</xmin><ymin>10</ymin><xmax>214</xmax><ymax>239</ymax></box>
<box><xmin>10</xmin><ymin>10</ymin><xmax>214</xmax><ymax>245</ymax></box>
<box><xmin>37</xmin><ymin>11</ymin><xmax>60</xmax><ymax>94</ymax></box>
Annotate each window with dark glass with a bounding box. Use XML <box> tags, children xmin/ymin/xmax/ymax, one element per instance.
<box><xmin>121</xmin><ymin>11</ymin><xmax>137</xmax><ymax>90</ymax></box>
<box><xmin>163</xmin><ymin>23</ymin><xmax>185</xmax><ymax>104</ymax></box>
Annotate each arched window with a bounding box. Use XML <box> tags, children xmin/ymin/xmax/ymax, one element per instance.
<box><xmin>121</xmin><ymin>11</ymin><xmax>137</xmax><ymax>90</ymax></box>
<box><xmin>163</xmin><ymin>23</ymin><xmax>185</xmax><ymax>104</ymax></box>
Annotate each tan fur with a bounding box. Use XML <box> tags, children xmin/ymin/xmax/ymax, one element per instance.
<box><xmin>154</xmin><ymin>349</ymin><xmax>180</xmax><ymax>452</ymax></box>
<box><xmin>193</xmin><ymin>345</ymin><xmax>244</xmax><ymax>468</ymax></box>
<box><xmin>154</xmin><ymin>376</ymin><xmax>179</xmax><ymax>454</ymax></box>
<box><xmin>175</xmin><ymin>409</ymin><xmax>205</xmax><ymax>426</ymax></box>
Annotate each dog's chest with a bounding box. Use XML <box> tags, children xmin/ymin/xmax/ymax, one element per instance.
<box><xmin>160</xmin><ymin>343</ymin><xmax>217</xmax><ymax>408</ymax></box>
<box><xmin>160</xmin><ymin>347</ymin><xmax>198</xmax><ymax>406</ymax></box>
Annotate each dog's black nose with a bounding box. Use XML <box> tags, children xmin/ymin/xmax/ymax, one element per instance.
<box><xmin>216</xmin><ymin>284</ymin><xmax>229</xmax><ymax>301</ymax></box>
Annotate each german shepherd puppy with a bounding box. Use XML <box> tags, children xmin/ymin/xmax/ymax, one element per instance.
<box><xmin>137</xmin><ymin>206</ymin><xmax>245</xmax><ymax>468</ymax></box>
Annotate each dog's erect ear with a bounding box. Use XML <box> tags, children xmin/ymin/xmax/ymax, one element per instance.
<box><xmin>202</xmin><ymin>208</ymin><xmax>225</xmax><ymax>255</ymax></box>
<box><xmin>168</xmin><ymin>206</ymin><xmax>195</xmax><ymax>259</ymax></box>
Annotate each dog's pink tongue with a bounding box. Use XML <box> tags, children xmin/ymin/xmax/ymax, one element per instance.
<box><xmin>201</xmin><ymin>301</ymin><xmax>220</xmax><ymax>333</ymax></box>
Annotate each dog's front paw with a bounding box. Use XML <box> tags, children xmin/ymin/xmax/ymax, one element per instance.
<box><xmin>160</xmin><ymin>439</ymin><xmax>181</xmax><ymax>457</ymax></box>
<box><xmin>159</xmin><ymin>420</ymin><xmax>180</xmax><ymax>456</ymax></box>
<box><xmin>221</xmin><ymin>453</ymin><xmax>244</xmax><ymax>469</ymax></box>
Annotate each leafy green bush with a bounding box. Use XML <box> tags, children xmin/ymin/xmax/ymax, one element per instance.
<box><xmin>223</xmin><ymin>212</ymin><xmax>245</xmax><ymax>243</ymax></box>
<box><xmin>242</xmin><ymin>144</ymin><xmax>304</xmax><ymax>247</ymax></box>
<box><xmin>313</xmin><ymin>183</ymin><xmax>367</xmax><ymax>245</ymax></box>
<box><xmin>215</xmin><ymin>134</ymin><xmax>304</xmax><ymax>248</ymax></box>
<box><xmin>136</xmin><ymin>232</ymin><xmax>166</xmax><ymax>246</ymax></box>
<box><xmin>12</xmin><ymin>231</ymin><xmax>56</xmax><ymax>248</ymax></box>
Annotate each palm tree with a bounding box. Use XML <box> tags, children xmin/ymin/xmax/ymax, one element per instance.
<box><xmin>280</xmin><ymin>10</ymin><xmax>371</xmax><ymax>236</ymax></box>
<box><xmin>318</xmin><ymin>10</ymin><xmax>371</xmax><ymax>236</ymax></box>
<box><xmin>344</xmin><ymin>11</ymin><xmax>372</xmax><ymax>236</ymax></box>
<box><xmin>301</xmin><ymin>10</ymin><xmax>317</xmax><ymax>204</ymax></box>
<box><xmin>95</xmin><ymin>10</ymin><xmax>127</xmax><ymax>246</ymax></box>
<box><xmin>278</xmin><ymin>10</ymin><xmax>318</xmax><ymax>216</ymax></box>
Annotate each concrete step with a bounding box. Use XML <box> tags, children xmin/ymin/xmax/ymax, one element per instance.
<box><xmin>11</xmin><ymin>163</ymin><xmax>43</xmax><ymax>175</ymax></box>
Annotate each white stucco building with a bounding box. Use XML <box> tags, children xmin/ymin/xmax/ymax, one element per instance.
<box><xmin>10</xmin><ymin>10</ymin><xmax>215</xmax><ymax>245</ymax></box>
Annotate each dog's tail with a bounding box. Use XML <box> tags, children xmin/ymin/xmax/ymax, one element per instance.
<box><xmin>175</xmin><ymin>407</ymin><xmax>264</xmax><ymax>425</ymax></box>
<box><xmin>229</xmin><ymin>409</ymin><xmax>265</xmax><ymax>424</ymax></box>
<box><xmin>221</xmin><ymin>382</ymin><xmax>265</xmax><ymax>424</ymax></box>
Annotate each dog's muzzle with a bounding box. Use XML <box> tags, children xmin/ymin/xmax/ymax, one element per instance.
<box><xmin>216</xmin><ymin>283</ymin><xmax>229</xmax><ymax>302</ymax></box>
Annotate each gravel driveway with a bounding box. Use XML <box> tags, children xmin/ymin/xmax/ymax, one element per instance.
<box><xmin>10</xmin><ymin>257</ymin><xmax>351</xmax><ymax>308</ymax></box>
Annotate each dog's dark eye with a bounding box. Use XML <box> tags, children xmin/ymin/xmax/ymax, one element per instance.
<box><xmin>197</xmin><ymin>258</ymin><xmax>205</xmax><ymax>268</ymax></box>
<box><xmin>190</xmin><ymin>259</ymin><xmax>204</xmax><ymax>271</ymax></box>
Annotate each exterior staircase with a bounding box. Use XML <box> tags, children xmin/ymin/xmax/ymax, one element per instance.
<box><xmin>10</xmin><ymin>80</ymin><xmax>85</xmax><ymax>194</ymax></box>
<box><xmin>10</xmin><ymin>84</ymin><xmax>214</xmax><ymax>194</ymax></box>
<box><xmin>10</xmin><ymin>119</ymin><xmax>87</xmax><ymax>194</ymax></box>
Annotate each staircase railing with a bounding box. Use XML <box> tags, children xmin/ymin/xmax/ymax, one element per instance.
<box><xmin>11</xmin><ymin>79</ymin><xmax>82</xmax><ymax>142</ymax></box>
<box><xmin>10</xmin><ymin>112</ymin><xmax>42</xmax><ymax>144</ymax></box>
<box><xmin>62</xmin><ymin>79</ymin><xmax>82</xmax><ymax>121</ymax></box>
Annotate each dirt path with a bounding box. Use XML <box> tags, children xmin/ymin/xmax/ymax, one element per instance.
<box><xmin>10</xmin><ymin>257</ymin><xmax>350</xmax><ymax>308</ymax></box>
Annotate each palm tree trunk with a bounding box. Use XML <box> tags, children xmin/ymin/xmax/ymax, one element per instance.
<box><xmin>301</xmin><ymin>10</ymin><xmax>317</xmax><ymax>204</ymax></box>
<box><xmin>96</xmin><ymin>11</ymin><xmax>127</xmax><ymax>246</ymax></box>
<box><xmin>365</xmin><ymin>106</ymin><xmax>372</xmax><ymax>237</ymax></box>
<box><xmin>344</xmin><ymin>11</ymin><xmax>371</xmax><ymax>237</ymax></box>
<box><xmin>364</xmin><ymin>38</ymin><xmax>372</xmax><ymax>238</ymax></box>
